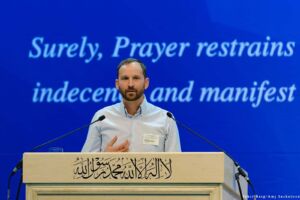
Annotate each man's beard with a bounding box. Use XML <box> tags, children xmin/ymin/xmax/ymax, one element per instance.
<box><xmin>120</xmin><ymin>88</ymin><xmax>144</xmax><ymax>101</ymax></box>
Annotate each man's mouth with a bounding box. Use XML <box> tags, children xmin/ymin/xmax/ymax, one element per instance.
<box><xmin>126</xmin><ymin>90</ymin><xmax>136</xmax><ymax>93</ymax></box>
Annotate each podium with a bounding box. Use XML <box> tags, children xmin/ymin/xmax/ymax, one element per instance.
<box><xmin>23</xmin><ymin>152</ymin><xmax>247</xmax><ymax>200</ymax></box>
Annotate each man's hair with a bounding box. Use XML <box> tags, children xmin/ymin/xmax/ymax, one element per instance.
<box><xmin>117</xmin><ymin>58</ymin><xmax>147</xmax><ymax>78</ymax></box>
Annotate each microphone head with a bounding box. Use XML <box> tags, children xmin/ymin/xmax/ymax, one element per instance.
<box><xmin>98</xmin><ymin>115</ymin><xmax>106</xmax><ymax>121</ymax></box>
<box><xmin>166</xmin><ymin>112</ymin><xmax>174</xmax><ymax>119</ymax></box>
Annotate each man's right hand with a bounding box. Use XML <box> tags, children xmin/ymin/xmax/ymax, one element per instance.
<box><xmin>104</xmin><ymin>136</ymin><xmax>130</xmax><ymax>152</ymax></box>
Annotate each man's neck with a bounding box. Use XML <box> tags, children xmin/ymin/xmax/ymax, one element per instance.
<box><xmin>123</xmin><ymin>96</ymin><xmax>144</xmax><ymax>116</ymax></box>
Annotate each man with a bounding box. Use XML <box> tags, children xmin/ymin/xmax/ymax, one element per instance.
<box><xmin>82</xmin><ymin>58</ymin><xmax>181</xmax><ymax>152</ymax></box>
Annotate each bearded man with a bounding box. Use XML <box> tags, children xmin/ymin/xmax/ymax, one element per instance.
<box><xmin>82</xmin><ymin>58</ymin><xmax>181</xmax><ymax>152</ymax></box>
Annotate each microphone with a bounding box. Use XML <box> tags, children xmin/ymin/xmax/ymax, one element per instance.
<box><xmin>166</xmin><ymin>112</ymin><xmax>248</xmax><ymax>178</ymax></box>
<box><xmin>166</xmin><ymin>112</ymin><xmax>256</xmax><ymax>200</ymax></box>
<box><xmin>7</xmin><ymin>115</ymin><xmax>105</xmax><ymax>200</ymax></box>
<box><xmin>11</xmin><ymin>115</ymin><xmax>105</xmax><ymax>174</ymax></box>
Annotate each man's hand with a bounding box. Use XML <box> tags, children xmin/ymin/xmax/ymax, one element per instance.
<box><xmin>104</xmin><ymin>136</ymin><xmax>130</xmax><ymax>152</ymax></box>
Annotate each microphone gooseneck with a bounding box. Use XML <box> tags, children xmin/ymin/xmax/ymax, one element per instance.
<box><xmin>10</xmin><ymin>115</ymin><xmax>106</xmax><ymax>175</ymax></box>
<box><xmin>166</xmin><ymin>112</ymin><xmax>256</xmax><ymax>200</ymax></box>
<box><xmin>7</xmin><ymin>115</ymin><xmax>105</xmax><ymax>200</ymax></box>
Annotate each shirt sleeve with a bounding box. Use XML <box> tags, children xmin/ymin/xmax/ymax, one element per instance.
<box><xmin>81</xmin><ymin>113</ymin><xmax>102</xmax><ymax>152</ymax></box>
<box><xmin>164</xmin><ymin>116</ymin><xmax>182</xmax><ymax>152</ymax></box>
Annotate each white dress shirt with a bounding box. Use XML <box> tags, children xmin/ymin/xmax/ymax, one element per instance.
<box><xmin>82</xmin><ymin>97</ymin><xmax>181</xmax><ymax>152</ymax></box>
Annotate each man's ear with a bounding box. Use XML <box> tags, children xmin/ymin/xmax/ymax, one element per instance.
<box><xmin>115</xmin><ymin>79</ymin><xmax>119</xmax><ymax>90</ymax></box>
<box><xmin>144</xmin><ymin>77</ymin><xmax>150</xmax><ymax>89</ymax></box>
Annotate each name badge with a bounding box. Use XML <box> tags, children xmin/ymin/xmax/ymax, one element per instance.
<box><xmin>143</xmin><ymin>134</ymin><xmax>160</xmax><ymax>146</ymax></box>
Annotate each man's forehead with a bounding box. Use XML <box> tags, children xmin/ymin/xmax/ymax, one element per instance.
<box><xmin>119</xmin><ymin>62</ymin><xmax>143</xmax><ymax>74</ymax></box>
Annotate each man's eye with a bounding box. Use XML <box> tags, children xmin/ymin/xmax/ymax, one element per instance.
<box><xmin>121</xmin><ymin>77</ymin><xmax>129</xmax><ymax>80</ymax></box>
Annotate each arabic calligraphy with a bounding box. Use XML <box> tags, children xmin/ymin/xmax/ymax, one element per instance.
<box><xmin>73</xmin><ymin>157</ymin><xmax>172</xmax><ymax>180</ymax></box>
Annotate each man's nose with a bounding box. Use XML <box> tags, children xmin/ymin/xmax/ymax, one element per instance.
<box><xmin>128</xmin><ymin>78</ymin><xmax>134</xmax><ymax>87</ymax></box>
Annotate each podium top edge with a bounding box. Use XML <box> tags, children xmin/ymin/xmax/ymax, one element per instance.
<box><xmin>23</xmin><ymin>152</ymin><xmax>225</xmax><ymax>155</ymax></box>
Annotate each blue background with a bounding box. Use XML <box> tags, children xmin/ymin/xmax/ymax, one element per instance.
<box><xmin>1</xmin><ymin>0</ymin><xmax>299</xmax><ymax>199</ymax></box>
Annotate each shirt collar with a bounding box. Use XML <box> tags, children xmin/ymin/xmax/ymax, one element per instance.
<box><xmin>120</xmin><ymin>96</ymin><xmax>148</xmax><ymax>118</ymax></box>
